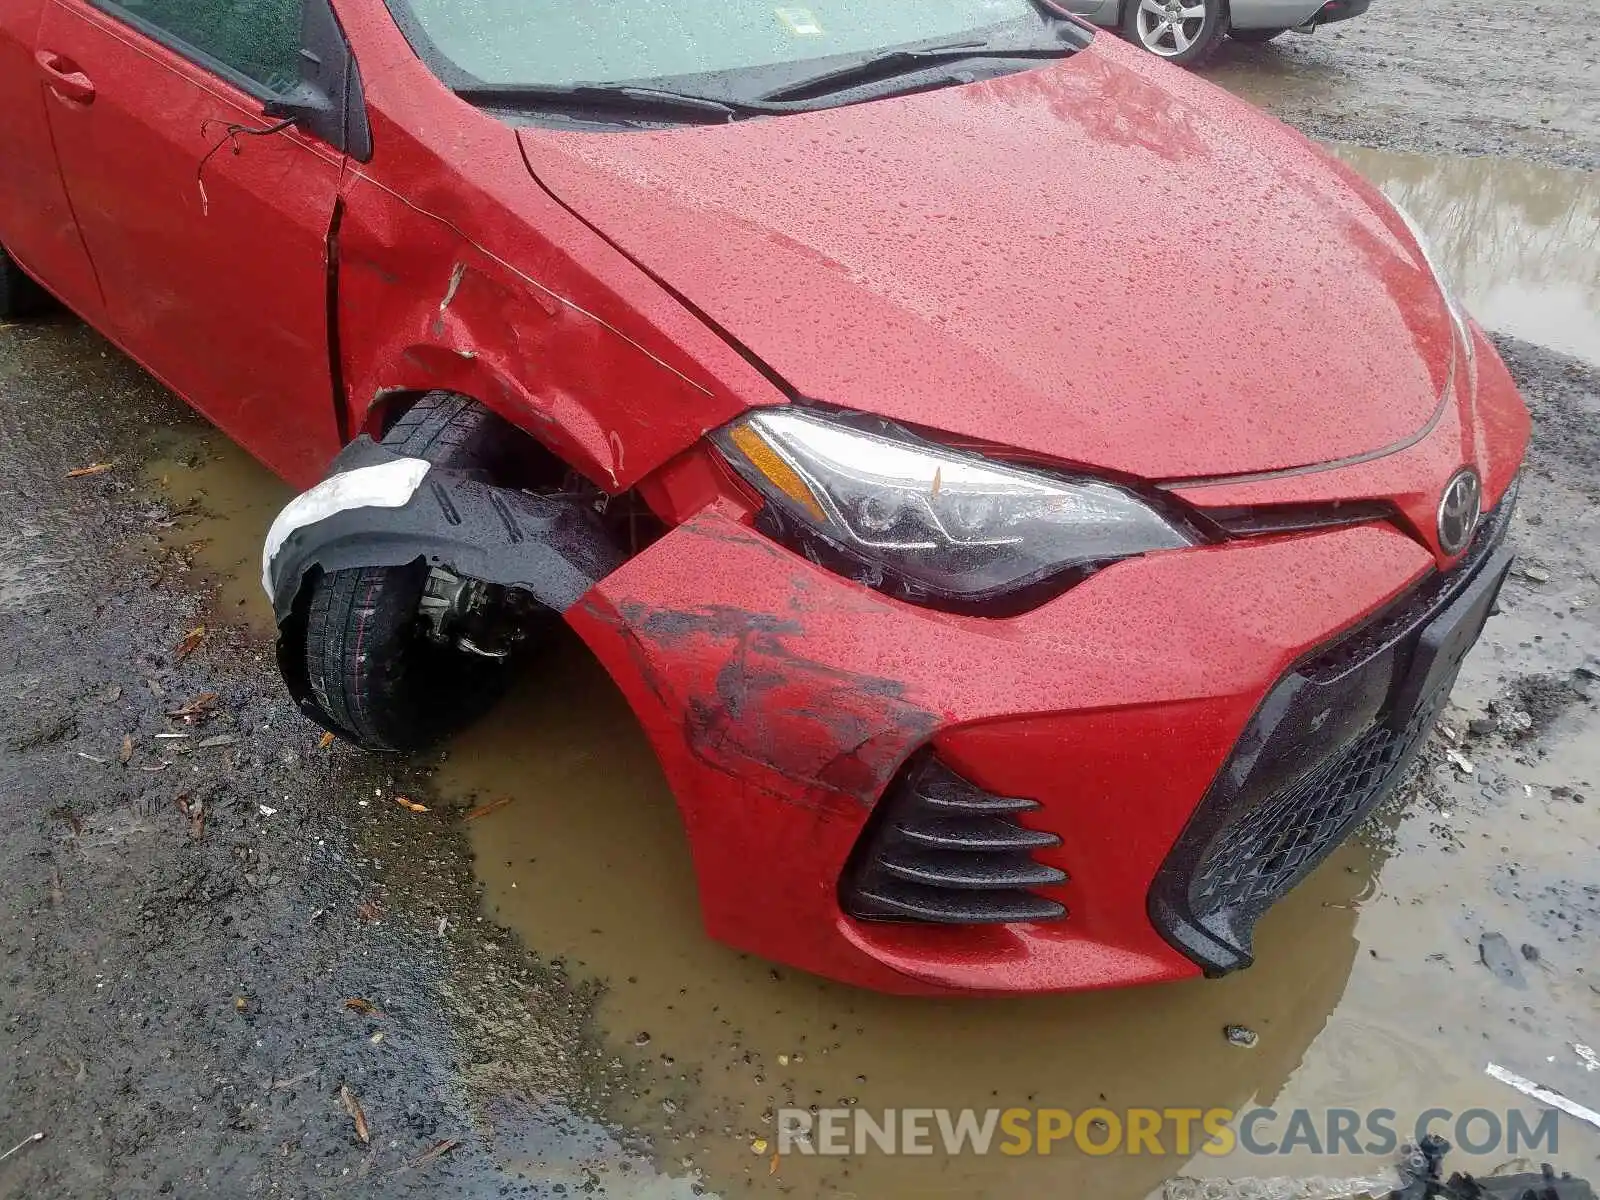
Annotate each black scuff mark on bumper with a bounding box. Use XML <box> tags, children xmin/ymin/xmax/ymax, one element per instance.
<box><xmin>580</xmin><ymin>599</ymin><xmax>939</xmax><ymax>811</ymax></box>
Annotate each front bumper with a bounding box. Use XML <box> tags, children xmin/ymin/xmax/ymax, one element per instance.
<box><xmin>569</xmin><ymin>483</ymin><xmax>1511</xmax><ymax>993</ymax></box>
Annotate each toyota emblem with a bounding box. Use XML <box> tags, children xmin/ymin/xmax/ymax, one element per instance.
<box><xmin>1437</xmin><ymin>467</ymin><xmax>1482</xmax><ymax>556</ymax></box>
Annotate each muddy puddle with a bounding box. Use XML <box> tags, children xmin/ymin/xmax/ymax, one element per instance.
<box><xmin>140</xmin><ymin>429</ymin><xmax>291</xmax><ymax>632</ymax></box>
<box><xmin>1323</xmin><ymin>146</ymin><xmax>1600</xmax><ymax>369</ymax></box>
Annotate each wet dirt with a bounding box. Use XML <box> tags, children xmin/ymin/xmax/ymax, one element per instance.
<box><xmin>1201</xmin><ymin>0</ymin><xmax>1600</xmax><ymax>171</ymax></box>
<box><xmin>3</xmin><ymin>16</ymin><xmax>1599</xmax><ymax>1200</ymax></box>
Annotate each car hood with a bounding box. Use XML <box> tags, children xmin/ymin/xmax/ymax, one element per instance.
<box><xmin>517</xmin><ymin>36</ymin><xmax>1454</xmax><ymax>481</ymax></box>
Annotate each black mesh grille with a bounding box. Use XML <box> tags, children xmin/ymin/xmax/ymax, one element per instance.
<box><xmin>1151</xmin><ymin>491</ymin><xmax>1516</xmax><ymax>975</ymax></box>
<box><xmin>840</xmin><ymin>758</ymin><xmax>1068</xmax><ymax>925</ymax></box>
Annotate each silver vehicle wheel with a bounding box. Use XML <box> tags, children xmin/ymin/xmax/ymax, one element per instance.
<box><xmin>1134</xmin><ymin>0</ymin><xmax>1210</xmax><ymax>56</ymax></box>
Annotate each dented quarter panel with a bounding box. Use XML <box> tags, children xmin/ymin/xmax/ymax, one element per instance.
<box><xmin>568</xmin><ymin>507</ymin><xmax>1436</xmax><ymax>992</ymax></box>
<box><xmin>328</xmin><ymin>0</ymin><xmax>789</xmax><ymax>493</ymax></box>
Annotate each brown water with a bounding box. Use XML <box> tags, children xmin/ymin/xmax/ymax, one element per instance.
<box><xmin>1325</xmin><ymin>146</ymin><xmax>1600</xmax><ymax>369</ymax></box>
<box><xmin>134</xmin><ymin>146</ymin><xmax>1600</xmax><ymax>1200</ymax></box>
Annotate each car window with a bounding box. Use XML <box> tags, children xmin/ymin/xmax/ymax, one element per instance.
<box><xmin>100</xmin><ymin>0</ymin><xmax>305</xmax><ymax>95</ymax></box>
<box><xmin>389</xmin><ymin>0</ymin><xmax>1046</xmax><ymax>88</ymax></box>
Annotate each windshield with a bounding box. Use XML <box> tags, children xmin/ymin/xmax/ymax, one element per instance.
<box><xmin>387</xmin><ymin>0</ymin><xmax>1054</xmax><ymax>88</ymax></box>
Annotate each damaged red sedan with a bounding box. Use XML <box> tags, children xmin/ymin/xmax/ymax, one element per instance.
<box><xmin>0</xmin><ymin>0</ymin><xmax>1527</xmax><ymax>993</ymax></box>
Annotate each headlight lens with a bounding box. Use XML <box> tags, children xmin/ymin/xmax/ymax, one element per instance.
<box><xmin>715</xmin><ymin>408</ymin><xmax>1195</xmax><ymax>611</ymax></box>
<box><xmin>1391</xmin><ymin>201</ymin><xmax>1475</xmax><ymax>363</ymax></box>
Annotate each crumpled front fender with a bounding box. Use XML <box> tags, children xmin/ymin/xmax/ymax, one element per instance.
<box><xmin>264</xmin><ymin>435</ymin><xmax>625</xmax><ymax>740</ymax></box>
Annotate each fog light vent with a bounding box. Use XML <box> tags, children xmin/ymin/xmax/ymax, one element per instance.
<box><xmin>840</xmin><ymin>757</ymin><xmax>1067</xmax><ymax>925</ymax></box>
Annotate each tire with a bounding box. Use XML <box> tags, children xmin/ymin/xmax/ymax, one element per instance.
<box><xmin>303</xmin><ymin>392</ymin><xmax>534</xmax><ymax>752</ymax></box>
<box><xmin>1229</xmin><ymin>26</ymin><xmax>1289</xmax><ymax>42</ymax></box>
<box><xmin>1122</xmin><ymin>0</ymin><xmax>1229</xmax><ymax>66</ymax></box>
<box><xmin>0</xmin><ymin>244</ymin><xmax>52</xmax><ymax>320</ymax></box>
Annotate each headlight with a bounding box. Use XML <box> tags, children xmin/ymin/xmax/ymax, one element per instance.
<box><xmin>1391</xmin><ymin>201</ymin><xmax>1474</xmax><ymax>363</ymax></box>
<box><xmin>715</xmin><ymin>408</ymin><xmax>1195</xmax><ymax>612</ymax></box>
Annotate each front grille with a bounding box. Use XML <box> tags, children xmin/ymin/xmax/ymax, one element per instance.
<box><xmin>840</xmin><ymin>757</ymin><xmax>1067</xmax><ymax>925</ymax></box>
<box><xmin>1150</xmin><ymin>492</ymin><xmax>1516</xmax><ymax>975</ymax></box>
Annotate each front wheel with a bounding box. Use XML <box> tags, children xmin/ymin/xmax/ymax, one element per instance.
<box><xmin>301</xmin><ymin>392</ymin><xmax>552</xmax><ymax>752</ymax></box>
<box><xmin>1229</xmin><ymin>27</ymin><xmax>1289</xmax><ymax>42</ymax></box>
<box><xmin>1122</xmin><ymin>0</ymin><xmax>1229</xmax><ymax>66</ymax></box>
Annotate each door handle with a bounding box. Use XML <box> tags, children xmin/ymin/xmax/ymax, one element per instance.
<box><xmin>35</xmin><ymin>50</ymin><xmax>96</xmax><ymax>105</ymax></box>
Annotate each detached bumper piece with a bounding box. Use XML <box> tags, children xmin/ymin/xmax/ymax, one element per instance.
<box><xmin>1150</xmin><ymin>496</ymin><xmax>1516</xmax><ymax>975</ymax></box>
<box><xmin>841</xmin><ymin>757</ymin><xmax>1068</xmax><ymax>924</ymax></box>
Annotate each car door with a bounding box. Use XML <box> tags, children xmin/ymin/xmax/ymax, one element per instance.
<box><xmin>34</xmin><ymin>0</ymin><xmax>348</xmax><ymax>485</ymax></box>
<box><xmin>0</xmin><ymin>0</ymin><xmax>105</xmax><ymax>319</ymax></box>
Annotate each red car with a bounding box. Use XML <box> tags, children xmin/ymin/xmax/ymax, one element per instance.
<box><xmin>1</xmin><ymin>0</ymin><xmax>1527</xmax><ymax>994</ymax></box>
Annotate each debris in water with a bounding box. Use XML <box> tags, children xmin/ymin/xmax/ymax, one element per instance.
<box><xmin>1444</xmin><ymin>749</ymin><xmax>1474</xmax><ymax>774</ymax></box>
<box><xmin>340</xmin><ymin>1083</ymin><xmax>371</xmax><ymax>1144</ymax></box>
<box><xmin>1577</xmin><ymin>1044</ymin><xmax>1600</xmax><ymax>1073</ymax></box>
<box><xmin>394</xmin><ymin>795</ymin><xmax>428</xmax><ymax>813</ymax></box>
<box><xmin>462</xmin><ymin>796</ymin><xmax>513</xmax><ymax>821</ymax></box>
<box><xmin>1225</xmin><ymin>1024</ymin><xmax>1259</xmax><ymax>1049</ymax></box>
<box><xmin>1478</xmin><ymin>932</ymin><xmax>1526</xmax><ymax>987</ymax></box>
<box><xmin>172</xmin><ymin>625</ymin><xmax>207</xmax><ymax>662</ymax></box>
<box><xmin>1485</xmin><ymin>1063</ymin><xmax>1600</xmax><ymax>1133</ymax></box>
<box><xmin>1516</xmin><ymin>565</ymin><xmax>1552</xmax><ymax>583</ymax></box>
<box><xmin>66</xmin><ymin>462</ymin><xmax>114</xmax><ymax>478</ymax></box>
<box><xmin>633</xmin><ymin>1031</ymin><xmax>652</xmax><ymax>1047</ymax></box>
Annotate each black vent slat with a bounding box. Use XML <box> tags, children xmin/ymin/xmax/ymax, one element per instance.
<box><xmin>849</xmin><ymin>880</ymin><xmax>1066</xmax><ymax>925</ymax></box>
<box><xmin>915</xmin><ymin>771</ymin><xmax>1039</xmax><ymax>815</ymax></box>
<box><xmin>840</xmin><ymin>758</ymin><xmax>1068</xmax><ymax>926</ymax></box>
<box><xmin>895</xmin><ymin>814</ymin><xmax>1060</xmax><ymax>852</ymax></box>
<box><xmin>880</xmin><ymin>848</ymin><xmax>1067</xmax><ymax>890</ymax></box>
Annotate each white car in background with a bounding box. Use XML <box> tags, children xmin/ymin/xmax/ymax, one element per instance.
<box><xmin>1069</xmin><ymin>0</ymin><xmax>1372</xmax><ymax>65</ymax></box>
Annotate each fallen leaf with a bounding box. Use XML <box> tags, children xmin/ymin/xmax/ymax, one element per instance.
<box><xmin>462</xmin><ymin>796</ymin><xmax>512</xmax><ymax>822</ymax></box>
<box><xmin>343</xmin><ymin>997</ymin><xmax>378</xmax><ymax>1016</ymax></box>
<box><xmin>173</xmin><ymin>626</ymin><xmax>206</xmax><ymax>663</ymax></box>
<box><xmin>118</xmin><ymin>735</ymin><xmax>133</xmax><ymax>765</ymax></box>
<box><xmin>340</xmin><ymin>1084</ymin><xmax>370</xmax><ymax>1145</ymax></box>
<box><xmin>318</xmin><ymin>731</ymin><xmax>335</xmax><ymax>750</ymax></box>
<box><xmin>66</xmin><ymin>462</ymin><xmax>114</xmax><ymax>478</ymax></box>
<box><xmin>233</xmin><ymin>995</ymin><xmax>250</xmax><ymax>1013</ymax></box>
<box><xmin>394</xmin><ymin>795</ymin><xmax>428</xmax><ymax>813</ymax></box>
<box><xmin>769</xmin><ymin>1150</ymin><xmax>781</xmax><ymax>1176</ymax></box>
<box><xmin>410</xmin><ymin>1138</ymin><xmax>460</xmax><ymax>1168</ymax></box>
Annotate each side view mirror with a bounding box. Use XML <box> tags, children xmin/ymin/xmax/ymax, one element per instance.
<box><xmin>264</xmin><ymin>0</ymin><xmax>372</xmax><ymax>161</ymax></box>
